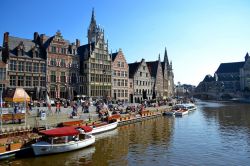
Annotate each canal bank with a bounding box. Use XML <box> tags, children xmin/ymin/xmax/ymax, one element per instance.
<box><xmin>1</xmin><ymin>101</ymin><xmax>250</xmax><ymax>165</ymax></box>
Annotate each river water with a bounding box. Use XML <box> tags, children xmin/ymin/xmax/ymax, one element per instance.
<box><xmin>1</xmin><ymin>101</ymin><xmax>250</xmax><ymax>166</ymax></box>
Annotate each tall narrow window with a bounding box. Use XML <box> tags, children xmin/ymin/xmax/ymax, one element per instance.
<box><xmin>9</xmin><ymin>60</ymin><xmax>17</xmax><ymax>71</ymax></box>
<box><xmin>60</xmin><ymin>72</ymin><xmax>66</xmax><ymax>83</ymax></box>
<box><xmin>33</xmin><ymin>63</ymin><xmax>39</xmax><ymax>72</ymax></box>
<box><xmin>51</xmin><ymin>46</ymin><xmax>56</xmax><ymax>53</ymax></box>
<box><xmin>33</xmin><ymin>76</ymin><xmax>39</xmax><ymax>86</ymax></box>
<box><xmin>26</xmin><ymin>76</ymin><xmax>31</xmax><ymax>86</ymax></box>
<box><xmin>51</xmin><ymin>71</ymin><xmax>56</xmax><ymax>83</ymax></box>
<box><xmin>26</xmin><ymin>62</ymin><xmax>32</xmax><ymax>72</ymax></box>
<box><xmin>18</xmin><ymin>61</ymin><xmax>24</xmax><ymax>71</ymax></box>
<box><xmin>18</xmin><ymin>76</ymin><xmax>24</xmax><ymax>86</ymax></box>
<box><xmin>0</xmin><ymin>68</ymin><xmax>6</xmax><ymax>81</ymax></box>
<box><xmin>10</xmin><ymin>75</ymin><xmax>16</xmax><ymax>86</ymax></box>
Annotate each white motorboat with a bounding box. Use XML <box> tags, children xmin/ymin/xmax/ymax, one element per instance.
<box><xmin>91</xmin><ymin>121</ymin><xmax>118</xmax><ymax>134</ymax></box>
<box><xmin>175</xmin><ymin>109</ymin><xmax>188</xmax><ymax>116</ymax></box>
<box><xmin>32</xmin><ymin>126</ymin><xmax>95</xmax><ymax>156</ymax></box>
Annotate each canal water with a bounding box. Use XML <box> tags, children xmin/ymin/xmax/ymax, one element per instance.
<box><xmin>1</xmin><ymin>101</ymin><xmax>250</xmax><ymax>166</ymax></box>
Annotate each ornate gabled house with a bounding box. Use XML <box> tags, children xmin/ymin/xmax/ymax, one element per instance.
<box><xmin>161</xmin><ymin>47</ymin><xmax>174</xmax><ymax>98</ymax></box>
<box><xmin>129</xmin><ymin>59</ymin><xmax>153</xmax><ymax>103</ymax></box>
<box><xmin>78</xmin><ymin>9</ymin><xmax>111</xmax><ymax>98</ymax></box>
<box><xmin>1</xmin><ymin>32</ymin><xmax>47</xmax><ymax>100</ymax></box>
<box><xmin>146</xmin><ymin>54</ymin><xmax>164</xmax><ymax>100</ymax></box>
<box><xmin>111</xmin><ymin>49</ymin><xmax>129</xmax><ymax>102</ymax></box>
<box><xmin>39</xmin><ymin>31</ymin><xmax>80</xmax><ymax>100</ymax></box>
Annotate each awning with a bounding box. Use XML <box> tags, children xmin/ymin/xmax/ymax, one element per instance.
<box><xmin>39</xmin><ymin>126</ymin><xmax>79</xmax><ymax>137</ymax></box>
<box><xmin>4</xmin><ymin>88</ymin><xmax>31</xmax><ymax>102</ymax></box>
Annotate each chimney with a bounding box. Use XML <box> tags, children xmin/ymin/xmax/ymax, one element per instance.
<box><xmin>76</xmin><ymin>39</ymin><xmax>80</xmax><ymax>47</ymax></box>
<box><xmin>3</xmin><ymin>32</ymin><xmax>9</xmax><ymax>45</ymax></box>
<box><xmin>34</xmin><ymin>32</ymin><xmax>39</xmax><ymax>42</ymax></box>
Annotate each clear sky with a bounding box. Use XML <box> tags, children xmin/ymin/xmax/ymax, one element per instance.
<box><xmin>1</xmin><ymin>0</ymin><xmax>250</xmax><ymax>86</ymax></box>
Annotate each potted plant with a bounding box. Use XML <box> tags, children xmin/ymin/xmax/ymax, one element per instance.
<box><xmin>0</xmin><ymin>143</ymin><xmax>6</xmax><ymax>153</ymax></box>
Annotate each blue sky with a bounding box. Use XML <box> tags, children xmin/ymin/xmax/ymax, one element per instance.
<box><xmin>1</xmin><ymin>0</ymin><xmax>250</xmax><ymax>86</ymax></box>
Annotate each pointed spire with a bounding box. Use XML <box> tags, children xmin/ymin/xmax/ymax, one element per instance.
<box><xmin>158</xmin><ymin>53</ymin><xmax>161</xmax><ymax>62</ymax></box>
<box><xmin>164</xmin><ymin>47</ymin><xmax>169</xmax><ymax>66</ymax></box>
<box><xmin>245</xmin><ymin>52</ymin><xmax>249</xmax><ymax>61</ymax></box>
<box><xmin>91</xmin><ymin>8</ymin><xmax>95</xmax><ymax>23</ymax></box>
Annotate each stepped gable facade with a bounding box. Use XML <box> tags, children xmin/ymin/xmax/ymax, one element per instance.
<box><xmin>40</xmin><ymin>31</ymin><xmax>80</xmax><ymax>99</ymax></box>
<box><xmin>128</xmin><ymin>59</ymin><xmax>153</xmax><ymax>103</ymax></box>
<box><xmin>111</xmin><ymin>49</ymin><xmax>129</xmax><ymax>101</ymax></box>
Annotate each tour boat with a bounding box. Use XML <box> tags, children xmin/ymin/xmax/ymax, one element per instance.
<box><xmin>90</xmin><ymin>121</ymin><xmax>118</xmax><ymax>134</ymax></box>
<box><xmin>31</xmin><ymin>126</ymin><xmax>95</xmax><ymax>156</ymax></box>
<box><xmin>174</xmin><ymin>109</ymin><xmax>189</xmax><ymax>116</ymax></box>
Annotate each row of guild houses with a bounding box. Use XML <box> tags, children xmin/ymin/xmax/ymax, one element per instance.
<box><xmin>0</xmin><ymin>9</ymin><xmax>174</xmax><ymax>103</ymax></box>
<box><xmin>195</xmin><ymin>52</ymin><xmax>250</xmax><ymax>99</ymax></box>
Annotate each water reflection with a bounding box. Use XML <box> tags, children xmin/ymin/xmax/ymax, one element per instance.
<box><xmin>199</xmin><ymin>101</ymin><xmax>250</xmax><ymax>165</ymax></box>
<box><xmin>6</xmin><ymin>146</ymin><xmax>95</xmax><ymax>166</ymax></box>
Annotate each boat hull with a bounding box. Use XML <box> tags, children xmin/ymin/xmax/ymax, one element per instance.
<box><xmin>92</xmin><ymin>122</ymin><xmax>118</xmax><ymax>134</ymax></box>
<box><xmin>163</xmin><ymin>111</ymin><xmax>175</xmax><ymax>116</ymax></box>
<box><xmin>32</xmin><ymin>135</ymin><xmax>95</xmax><ymax>156</ymax></box>
<box><xmin>175</xmin><ymin>110</ymin><xmax>188</xmax><ymax>116</ymax></box>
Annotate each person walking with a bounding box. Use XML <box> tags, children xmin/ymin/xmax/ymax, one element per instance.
<box><xmin>56</xmin><ymin>102</ymin><xmax>61</xmax><ymax>114</ymax></box>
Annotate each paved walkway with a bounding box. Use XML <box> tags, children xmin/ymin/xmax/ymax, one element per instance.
<box><xmin>1</xmin><ymin>105</ymin><xmax>169</xmax><ymax>129</ymax></box>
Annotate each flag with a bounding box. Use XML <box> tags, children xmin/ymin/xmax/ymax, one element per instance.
<box><xmin>0</xmin><ymin>90</ymin><xmax>2</xmax><ymax>108</ymax></box>
<box><xmin>46</xmin><ymin>91</ymin><xmax>51</xmax><ymax>111</ymax></box>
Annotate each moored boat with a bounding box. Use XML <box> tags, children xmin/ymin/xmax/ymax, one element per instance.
<box><xmin>31</xmin><ymin>126</ymin><xmax>95</xmax><ymax>156</ymax></box>
<box><xmin>175</xmin><ymin>109</ymin><xmax>188</xmax><ymax>116</ymax></box>
<box><xmin>61</xmin><ymin>120</ymin><xmax>118</xmax><ymax>135</ymax></box>
<box><xmin>163</xmin><ymin>110</ymin><xmax>176</xmax><ymax>116</ymax></box>
<box><xmin>184</xmin><ymin>103</ymin><xmax>197</xmax><ymax>111</ymax></box>
<box><xmin>91</xmin><ymin>121</ymin><xmax>118</xmax><ymax>134</ymax></box>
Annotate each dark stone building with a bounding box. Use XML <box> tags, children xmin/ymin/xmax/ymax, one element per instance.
<box><xmin>1</xmin><ymin>32</ymin><xmax>47</xmax><ymax>100</ymax></box>
<box><xmin>78</xmin><ymin>9</ymin><xmax>111</xmax><ymax>98</ymax></box>
<box><xmin>196</xmin><ymin>53</ymin><xmax>250</xmax><ymax>99</ymax></box>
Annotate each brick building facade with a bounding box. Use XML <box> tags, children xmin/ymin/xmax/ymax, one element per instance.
<box><xmin>40</xmin><ymin>31</ymin><xmax>80</xmax><ymax>100</ymax></box>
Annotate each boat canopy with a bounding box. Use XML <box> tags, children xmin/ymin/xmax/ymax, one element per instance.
<box><xmin>39</xmin><ymin>127</ymin><xmax>79</xmax><ymax>137</ymax></box>
<box><xmin>78</xmin><ymin>126</ymin><xmax>93</xmax><ymax>132</ymax></box>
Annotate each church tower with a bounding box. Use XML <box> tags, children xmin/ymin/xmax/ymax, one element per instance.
<box><xmin>79</xmin><ymin>9</ymin><xmax>111</xmax><ymax>98</ymax></box>
<box><xmin>162</xmin><ymin>47</ymin><xmax>174</xmax><ymax>98</ymax></box>
<box><xmin>87</xmin><ymin>8</ymin><xmax>105</xmax><ymax>44</ymax></box>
